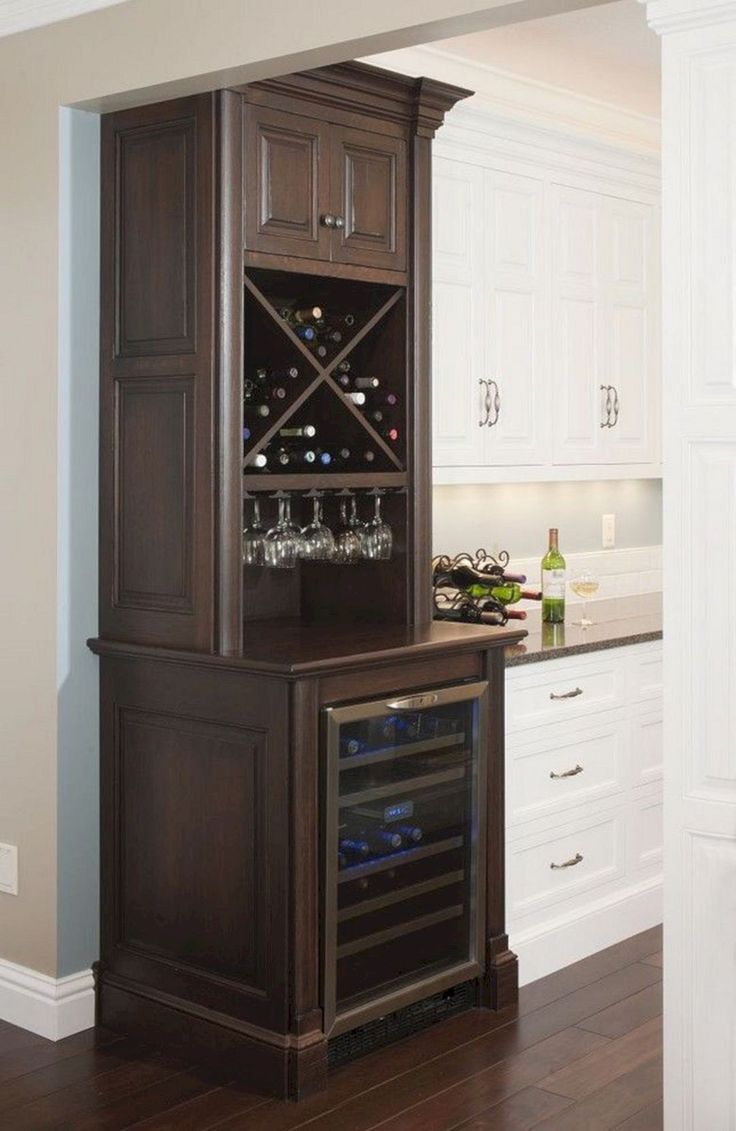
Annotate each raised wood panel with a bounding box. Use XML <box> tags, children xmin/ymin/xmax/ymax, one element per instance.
<box><xmin>332</xmin><ymin>126</ymin><xmax>407</xmax><ymax>270</ymax></box>
<box><xmin>244</xmin><ymin>104</ymin><xmax>330</xmax><ymax>260</ymax></box>
<box><xmin>119</xmin><ymin>708</ymin><xmax>262</xmax><ymax>984</ymax></box>
<box><xmin>115</xmin><ymin>116</ymin><xmax>196</xmax><ymax>358</ymax></box>
<box><xmin>114</xmin><ymin>377</ymin><xmax>193</xmax><ymax>613</ymax></box>
<box><xmin>100</xmin><ymin>94</ymin><xmax>215</xmax><ymax>651</ymax></box>
<box><xmin>100</xmin><ymin>657</ymin><xmax>291</xmax><ymax>1032</ymax></box>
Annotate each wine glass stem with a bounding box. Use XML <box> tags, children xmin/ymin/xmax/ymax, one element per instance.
<box><xmin>582</xmin><ymin>600</ymin><xmax>587</xmax><ymax>625</ymax></box>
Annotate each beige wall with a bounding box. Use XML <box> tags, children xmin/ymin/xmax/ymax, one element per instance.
<box><xmin>0</xmin><ymin>0</ymin><xmax>600</xmax><ymax>976</ymax></box>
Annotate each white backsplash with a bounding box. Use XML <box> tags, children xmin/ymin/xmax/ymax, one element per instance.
<box><xmin>504</xmin><ymin>545</ymin><xmax>662</xmax><ymax>609</ymax></box>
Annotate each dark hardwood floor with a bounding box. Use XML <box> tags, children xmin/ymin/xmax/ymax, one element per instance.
<box><xmin>0</xmin><ymin>928</ymin><xmax>662</xmax><ymax>1130</ymax></box>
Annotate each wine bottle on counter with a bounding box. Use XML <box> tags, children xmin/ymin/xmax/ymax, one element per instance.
<box><xmin>541</xmin><ymin>527</ymin><xmax>566</xmax><ymax>624</ymax></box>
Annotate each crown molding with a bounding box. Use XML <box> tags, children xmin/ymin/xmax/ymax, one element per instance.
<box><xmin>0</xmin><ymin>0</ymin><xmax>128</xmax><ymax>38</ymax></box>
<box><xmin>642</xmin><ymin>0</ymin><xmax>736</xmax><ymax>35</ymax></box>
<box><xmin>364</xmin><ymin>44</ymin><xmax>660</xmax><ymax>156</ymax></box>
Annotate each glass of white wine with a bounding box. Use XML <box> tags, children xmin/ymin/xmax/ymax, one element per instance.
<box><xmin>570</xmin><ymin>571</ymin><xmax>600</xmax><ymax>627</ymax></box>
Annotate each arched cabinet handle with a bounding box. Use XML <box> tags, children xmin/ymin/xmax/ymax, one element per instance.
<box><xmin>600</xmin><ymin>384</ymin><xmax>613</xmax><ymax>428</ymax></box>
<box><xmin>550</xmin><ymin>852</ymin><xmax>583</xmax><ymax>870</ymax></box>
<box><xmin>478</xmin><ymin>379</ymin><xmax>491</xmax><ymax>428</ymax></box>
<box><xmin>610</xmin><ymin>384</ymin><xmax>620</xmax><ymax>427</ymax></box>
<box><xmin>550</xmin><ymin>687</ymin><xmax>583</xmax><ymax>701</ymax></box>
<box><xmin>487</xmin><ymin>380</ymin><xmax>501</xmax><ymax>427</ymax></box>
<box><xmin>550</xmin><ymin>763</ymin><xmax>584</xmax><ymax>780</ymax></box>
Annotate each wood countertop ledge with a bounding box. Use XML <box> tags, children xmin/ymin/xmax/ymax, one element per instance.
<box><xmin>89</xmin><ymin>618</ymin><xmax>527</xmax><ymax>677</ymax></box>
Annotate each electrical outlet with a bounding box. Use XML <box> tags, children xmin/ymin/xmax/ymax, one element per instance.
<box><xmin>0</xmin><ymin>843</ymin><xmax>18</xmax><ymax>896</ymax></box>
<box><xmin>602</xmin><ymin>513</ymin><xmax>616</xmax><ymax>550</ymax></box>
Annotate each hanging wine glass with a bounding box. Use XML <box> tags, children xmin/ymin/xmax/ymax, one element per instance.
<box><xmin>242</xmin><ymin>496</ymin><xmax>265</xmax><ymax>565</ymax></box>
<box><xmin>332</xmin><ymin>495</ymin><xmax>362</xmax><ymax>564</ymax></box>
<box><xmin>264</xmin><ymin>494</ymin><xmax>302</xmax><ymax>568</ymax></box>
<box><xmin>348</xmin><ymin>493</ymin><xmax>367</xmax><ymax>553</ymax></box>
<box><xmin>301</xmin><ymin>493</ymin><xmax>335</xmax><ymax>560</ymax></box>
<box><xmin>362</xmin><ymin>492</ymin><xmax>393</xmax><ymax>561</ymax></box>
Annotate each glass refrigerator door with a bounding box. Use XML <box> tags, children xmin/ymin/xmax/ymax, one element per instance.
<box><xmin>322</xmin><ymin>681</ymin><xmax>488</xmax><ymax>1033</ymax></box>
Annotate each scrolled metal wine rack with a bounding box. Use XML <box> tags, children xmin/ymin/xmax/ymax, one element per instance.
<box><xmin>432</xmin><ymin>547</ymin><xmax>513</xmax><ymax>626</ymax></box>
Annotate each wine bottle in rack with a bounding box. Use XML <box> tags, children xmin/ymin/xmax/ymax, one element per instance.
<box><xmin>244</xmin><ymin>453</ymin><xmax>268</xmax><ymax>470</ymax></box>
<box><xmin>339</xmin><ymin>837</ymin><xmax>371</xmax><ymax>861</ymax></box>
<box><xmin>277</xmin><ymin>448</ymin><xmax>317</xmax><ymax>467</ymax></box>
<box><xmin>433</xmin><ymin>562</ymin><xmax>528</xmax><ymax>590</ymax></box>
<box><xmin>268</xmin><ymin>385</ymin><xmax>287</xmax><ymax>401</ymax></box>
<box><xmin>336</xmin><ymin>360</ymin><xmax>351</xmax><ymax>374</ymax></box>
<box><xmin>243</xmin><ymin>403</ymin><xmax>270</xmax><ymax>419</ymax></box>
<box><xmin>330</xmin><ymin>313</ymin><xmax>356</xmax><ymax>328</ymax></box>
<box><xmin>279</xmin><ymin>425</ymin><xmax>316</xmax><ymax>439</ymax></box>
<box><xmin>293</xmin><ymin>306</ymin><xmax>322</xmax><ymax>324</ymax></box>
<box><xmin>315</xmin><ymin>449</ymin><xmax>332</xmax><ymax>467</ymax></box>
<box><xmin>242</xmin><ymin>426</ymin><xmax>252</xmax><ymax>441</ymax></box>
<box><xmin>381</xmin><ymin>427</ymin><xmax>399</xmax><ymax>443</ymax></box>
<box><xmin>369</xmin><ymin>410</ymin><xmax>385</xmax><ymax>424</ymax></box>
<box><xmin>395</xmin><ymin>823</ymin><xmax>423</xmax><ymax>844</ymax></box>
<box><xmin>294</xmin><ymin>325</ymin><xmax>316</xmax><ymax>343</ymax></box>
<box><xmin>345</xmin><ymin>391</ymin><xmax>366</xmax><ymax>406</ymax></box>
<box><xmin>335</xmin><ymin>373</ymin><xmax>351</xmax><ymax>389</ymax></box>
<box><xmin>319</xmin><ymin>328</ymin><xmax>342</xmax><ymax>345</ymax></box>
<box><xmin>364</xmin><ymin>449</ymin><xmax>376</xmax><ymax>464</ymax></box>
<box><xmin>268</xmin><ymin>365</ymin><xmax>299</xmax><ymax>381</ymax></box>
<box><xmin>354</xmin><ymin>376</ymin><xmax>380</xmax><ymax>390</ymax></box>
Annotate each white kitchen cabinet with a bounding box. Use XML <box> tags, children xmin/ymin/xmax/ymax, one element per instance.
<box><xmin>505</xmin><ymin>640</ymin><xmax>663</xmax><ymax>984</ymax></box>
<box><xmin>431</xmin><ymin>122</ymin><xmax>661</xmax><ymax>484</ymax></box>
<box><xmin>432</xmin><ymin>160</ymin><xmax>546</xmax><ymax>469</ymax></box>
<box><xmin>551</xmin><ymin>186</ymin><xmax>659</xmax><ymax>467</ymax></box>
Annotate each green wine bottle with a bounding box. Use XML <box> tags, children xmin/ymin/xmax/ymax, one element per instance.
<box><xmin>541</xmin><ymin>528</ymin><xmax>566</xmax><ymax>624</ymax></box>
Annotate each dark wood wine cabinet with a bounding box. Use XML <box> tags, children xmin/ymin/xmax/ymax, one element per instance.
<box><xmin>90</xmin><ymin>61</ymin><xmax>524</xmax><ymax>1101</ymax></box>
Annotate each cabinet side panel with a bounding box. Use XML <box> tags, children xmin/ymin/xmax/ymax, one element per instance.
<box><xmin>100</xmin><ymin>657</ymin><xmax>291</xmax><ymax>1031</ymax></box>
<box><xmin>100</xmin><ymin>95</ymin><xmax>216</xmax><ymax>650</ymax></box>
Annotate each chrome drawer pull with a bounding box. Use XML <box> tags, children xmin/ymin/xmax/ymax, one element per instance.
<box><xmin>550</xmin><ymin>763</ymin><xmax>584</xmax><ymax>780</ymax></box>
<box><xmin>550</xmin><ymin>687</ymin><xmax>583</xmax><ymax>700</ymax></box>
<box><xmin>550</xmin><ymin>852</ymin><xmax>583</xmax><ymax>870</ymax></box>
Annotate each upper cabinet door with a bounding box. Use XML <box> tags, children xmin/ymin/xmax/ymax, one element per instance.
<box><xmin>550</xmin><ymin>185</ymin><xmax>608</xmax><ymax>466</ymax></box>
<box><xmin>330</xmin><ymin>126</ymin><xmax>407</xmax><ymax>271</ymax></box>
<box><xmin>244</xmin><ymin>105</ymin><xmax>331</xmax><ymax>260</ymax></box>
<box><xmin>599</xmin><ymin>197</ymin><xmax>660</xmax><ymax>465</ymax></box>
<box><xmin>484</xmin><ymin>170</ymin><xmax>547</xmax><ymax>467</ymax></box>
<box><xmin>431</xmin><ymin>157</ymin><xmax>486</xmax><ymax>468</ymax></box>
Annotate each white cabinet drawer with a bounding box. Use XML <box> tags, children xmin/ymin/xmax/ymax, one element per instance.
<box><xmin>507</xmin><ymin>655</ymin><xmax>624</xmax><ymax>734</ymax></box>
<box><xmin>508</xmin><ymin>809</ymin><xmax>624</xmax><ymax>921</ymax></box>
<box><xmin>509</xmin><ymin>719</ymin><xmax>626</xmax><ymax>825</ymax></box>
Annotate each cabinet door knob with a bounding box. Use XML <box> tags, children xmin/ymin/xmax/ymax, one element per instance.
<box><xmin>550</xmin><ymin>686</ymin><xmax>583</xmax><ymax>700</ymax></box>
<box><xmin>550</xmin><ymin>852</ymin><xmax>583</xmax><ymax>870</ymax></box>
<box><xmin>334</xmin><ymin>215</ymin><xmax>345</xmax><ymax>230</ymax></box>
<box><xmin>550</xmin><ymin>763</ymin><xmax>584</xmax><ymax>779</ymax></box>
<box><xmin>321</xmin><ymin>213</ymin><xmax>336</xmax><ymax>228</ymax></box>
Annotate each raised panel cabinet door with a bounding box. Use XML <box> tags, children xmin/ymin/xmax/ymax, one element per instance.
<box><xmin>598</xmin><ymin>196</ymin><xmax>660</xmax><ymax>465</ymax></box>
<box><xmin>550</xmin><ymin>184</ymin><xmax>607</xmax><ymax>466</ymax></box>
<box><xmin>431</xmin><ymin>156</ymin><xmax>486</xmax><ymax>468</ymax></box>
<box><xmin>484</xmin><ymin>170</ymin><xmax>547</xmax><ymax>467</ymax></box>
<box><xmin>244</xmin><ymin>104</ymin><xmax>331</xmax><ymax>260</ymax></box>
<box><xmin>330</xmin><ymin>125</ymin><xmax>407</xmax><ymax>271</ymax></box>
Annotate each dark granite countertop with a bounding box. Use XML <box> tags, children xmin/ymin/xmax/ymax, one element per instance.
<box><xmin>505</xmin><ymin>592</ymin><xmax>662</xmax><ymax>667</ymax></box>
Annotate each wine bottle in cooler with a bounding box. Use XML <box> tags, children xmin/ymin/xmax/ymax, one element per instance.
<box><xmin>541</xmin><ymin>528</ymin><xmax>566</xmax><ymax>624</ymax></box>
<box><xmin>339</xmin><ymin>837</ymin><xmax>370</xmax><ymax>861</ymax></box>
<box><xmin>395</xmin><ymin>823</ymin><xmax>423</xmax><ymax>844</ymax></box>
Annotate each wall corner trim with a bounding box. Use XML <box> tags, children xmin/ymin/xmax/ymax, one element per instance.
<box><xmin>0</xmin><ymin>957</ymin><xmax>94</xmax><ymax>1040</ymax></box>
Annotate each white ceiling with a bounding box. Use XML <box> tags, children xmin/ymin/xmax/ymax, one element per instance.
<box><xmin>432</xmin><ymin>0</ymin><xmax>661</xmax><ymax>118</ymax></box>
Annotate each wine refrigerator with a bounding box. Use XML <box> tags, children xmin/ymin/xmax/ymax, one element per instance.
<box><xmin>322</xmin><ymin>681</ymin><xmax>488</xmax><ymax>1036</ymax></box>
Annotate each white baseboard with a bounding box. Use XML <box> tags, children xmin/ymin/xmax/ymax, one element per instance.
<box><xmin>0</xmin><ymin>957</ymin><xmax>95</xmax><ymax>1040</ymax></box>
<box><xmin>511</xmin><ymin>875</ymin><xmax>663</xmax><ymax>987</ymax></box>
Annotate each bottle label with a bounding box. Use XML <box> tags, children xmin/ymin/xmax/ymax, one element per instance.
<box><xmin>542</xmin><ymin>569</ymin><xmax>566</xmax><ymax>599</ymax></box>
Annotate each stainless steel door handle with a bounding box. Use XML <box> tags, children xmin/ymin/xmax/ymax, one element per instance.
<box><xmin>487</xmin><ymin>380</ymin><xmax>500</xmax><ymax>427</ymax></box>
<box><xmin>550</xmin><ymin>852</ymin><xmax>583</xmax><ymax>870</ymax></box>
<box><xmin>478</xmin><ymin>379</ymin><xmax>491</xmax><ymax>427</ymax></box>
<box><xmin>600</xmin><ymin>384</ymin><xmax>613</xmax><ymax>428</ymax></box>
<box><xmin>549</xmin><ymin>687</ymin><xmax>583</xmax><ymax>701</ymax></box>
<box><xmin>550</xmin><ymin>763</ymin><xmax>584</xmax><ymax>779</ymax></box>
